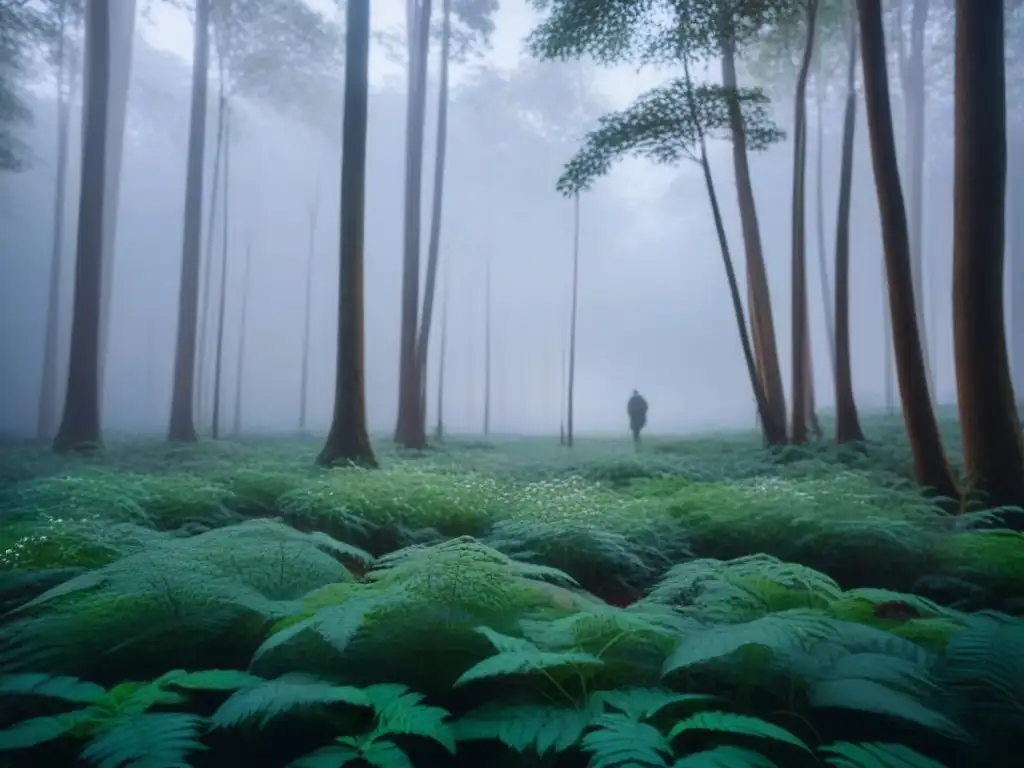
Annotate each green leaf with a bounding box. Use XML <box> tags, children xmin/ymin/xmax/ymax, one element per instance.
<box><xmin>673</xmin><ymin>746</ymin><xmax>780</xmax><ymax>767</ymax></box>
<box><xmin>453</xmin><ymin>703</ymin><xmax>591</xmax><ymax>755</ymax></box>
<box><xmin>287</xmin><ymin>745</ymin><xmax>360</xmax><ymax>768</ymax></box>
<box><xmin>807</xmin><ymin>679</ymin><xmax>966</xmax><ymax>739</ymax></box>
<box><xmin>581</xmin><ymin>712</ymin><xmax>673</xmax><ymax>768</ymax></box>
<box><xmin>819</xmin><ymin>741</ymin><xmax>948</xmax><ymax>768</ymax></box>
<box><xmin>360</xmin><ymin>739</ymin><xmax>415</xmax><ymax>768</ymax></box>
<box><xmin>0</xmin><ymin>673</ymin><xmax>105</xmax><ymax>703</ymax></box>
<box><xmin>454</xmin><ymin>649</ymin><xmax>603</xmax><ymax>687</ymax></box>
<box><xmin>78</xmin><ymin>713</ymin><xmax>207</xmax><ymax>768</ymax></box>
<box><xmin>211</xmin><ymin>674</ymin><xmax>369</xmax><ymax>729</ymax></box>
<box><xmin>668</xmin><ymin>712</ymin><xmax>812</xmax><ymax>752</ymax></box>
<box><xmin>475</xmin><ymin>625</ymin><xmax>543</xmax><ymax>653</ymax></box>
<box><xmin>0</xmin><ymin>715</ymin><xmax>71</xmax><ymax>751</ymax></box>
<box><xmin>157</xmin><ymin>669</ymin><xmax>265</xmax><ymax>692</ymax></box>
<box><xmin>590</xmin><ymin>687</ymin><xmax>718</xmax><ymax>720</ymax></box>
<box><xmin>364</xmin><ymin>684</ymin><xmax>454</xmax><ymax>753</ymax></box>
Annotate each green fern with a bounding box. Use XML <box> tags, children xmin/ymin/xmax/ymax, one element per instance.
<box><xmin>667</xmin><ymin>712</ymin><xmax>811</xmax><ymax>753</ymax></box>
<box><xmin>581</xmin><ymin>712</ymin><xmax>674</xmax><ymax>768</ymax></box>
<box><xmin>78</xmin><ymin>712</ymin><xmax>206</xmax><ymax>768</ymax></box>
<box><xmin>818</xmin><ymin>741</ymin><xmax>948</xmax><ymax>767</ymax></box>
<box><xmin>671</xmin><ymin>745</ymin><xmax>779</xmax><ymax>767</ymax></box>
<box><xmin>210</xmin><ymin>673</ymin><xmax>368</xmax><ymax>729</ymax></box>
<box><xmin>453</xmin><ymin>702</ymin><xmax>593</xmax><ymax>756</ymax></box>
<box><xmin>455</xmin><ymin>627</ymin><xmax>604</xmax><ymax>687</ymax></box>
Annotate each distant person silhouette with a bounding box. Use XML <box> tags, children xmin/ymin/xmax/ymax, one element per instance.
<box><xmin>627</xmin><ymin>389</ymin><xmax>648</xmax><ymax>447</ymax></box>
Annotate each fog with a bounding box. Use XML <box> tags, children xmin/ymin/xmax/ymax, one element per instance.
<box><xmin>0</xmin><ymin>1</ymin><xmax>981</xmax><ymax>439</ymax></box>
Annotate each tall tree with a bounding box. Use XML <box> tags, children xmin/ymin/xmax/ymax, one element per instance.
<box><xmin>318</xmin><ymin>0</ymin><xmax>375</xmax><ymax>468</ymax></box>
<box><xmin>951</xmin><ymin>0</ymin><xmax>1024</xmax><ymax>509</ymax></box>
<box><xmin>434</xmin><ymin>269</ymin><xmax>449</xmax><ymax>441</ymax></box>
<box><xmin>856</xmin><ymin>0</ymin><xmax>957</xmax><ymax>499</ymax></box>
<box><xmin>789</xmin><ymin>0</ymin><xmax>820</xmax><ymax>445</ymax></box>
<box><xmin>167</xmin><ymin>0</ymin><xmax>212</xmax><ymax>442</ymax></box>
<box><xmin>813</xmin><ymin>63</ymin><xmax>836</xmax><ymax>377</ymax></box>
<box><xmin>232</xmin><ymin>232</ymin><xmax>253</xmax><ymax>437</ymax></box>
<box><xmin>565</xmin><ymin>193</ymin><xmax>580</xmax><ymax>447</ymax></box>
<box><xmin>393</xmin><ymin>0</ymin><xmax>433</xmax><ymax>450</ymax></box>
<box><xmin>210</xmin><ymin>100</ymin><xmax>232</xmax><ymax>440</ymax></box>
<box><xmin>54</xmin><ymin>0</ymin><xmax>111</xmax><ymax>453</ymax></box>
<box><xmin>483</xmin><ymin>252</ymin><xmax>492</xmax><ymax>438</ymax></box>
<box><xmin>298</xmin><ymin>192</ymin><xmax>319</xmax><ymax>432</ymax></box>
<box><xmin>834</xmin><ymin>1</ymin><xmax>865</xmax><ymax>444</ymax></box>
<box><xmin>38</xmin><ymin>0</ymin><xmax>80</xmax><ymax>440</ymax></box>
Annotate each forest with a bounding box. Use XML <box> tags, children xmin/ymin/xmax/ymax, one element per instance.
<box><xmin>0</xmin><ymin>0</ymin><xmax>1023</xmax><ymax>766</ymax></box>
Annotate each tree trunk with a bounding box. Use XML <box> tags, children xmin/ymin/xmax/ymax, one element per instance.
<box><xmin>721</xmin><ymin>35</ymin><xmax>788</xmax><ymax>443</ymax></box>
<box><xmin>435</xmin><ymin>270</ymin><xmax>448</xmax><ymax>441</ymax></box>
<box><xmin>559</xmin><ymin>344</ymin><xmax>566</xmax><ymax>445</ymax></box>
<box><xmin>196</xmin><ymin>74</ymin><xmax>226</xmax><ymax>430</ymax></box>
<box><xmin>901</xmin><ymin>0</ymin><xmax>932</xmax><ymax>394</ymax></box>
<box><xmin>856</xmin><ymin>0</ymin><xmax>958</xmax><ymax>499</ymax></box>
<box><xmin>318</xmin><ymin>0</ymin><xmax>376</xmax><ymax>468</ymax></box>
<box><xmin>167</xmin><ymin>0</ymin><xmax>212</xmax><ymax>443</ymax></box>
<box><xmin>483</xmin><ymin>253</ymin><xmax>492</xmax><ymax>438</ymax></box>
<box><xmin>681</xmin><ymin>43</ymin><xmax>776</xmax><ymax>441</ymax></box>
<box><xmin>95</xmin><ymin>0</ymin><xmax>135</xmax><ymax>414</ymax></box>
<box><xmin>566</xmin><ymin>193</ymin><xmax>580</xmax><ymax>447</ymax></box>
<box><xmin>232</xmin><ymin>233</ymin><xmax>253</xmax><ymax>438</ymax></box>
<box><xmin>790</xmin><ymin>0</ymin><xmax>820</xmax><ymax>445</ymax></box>
<box><xmin>835</xmin><ymin>4</ymin><xmax>865</xmax><ymax>444</ymax></box>
<box><xmin>54</xmin><ymin>0</ymin><xmax>111</xmax><ymax>454</ymax></box>
<box><xmin>211</xmin><ymin>101</ymin><xmax>231</xmax><ymax>440</ymax></box>
<box><xmin>415</xmin><ymin>0</ymin><xmax>452</xmax><ymax>433</ymax></box>
<box><xmin>299</xmin><ymin>201</ymin><xmax>318</xmax><ymax>432</ymax></box>
<box><xmin>952</xmin><ymin>0</ymin><xmax>1024</xmax><ymax>509</ymax></box>
<box><xmin>39</xmin><ymin>0</ymin><xmax>74</xmax><ymax>441</ymax></box>
<box><xmin>814</xmin><ymin>62</ymin><xmax>836</xmax><ymax>379</ymax></box>
<box><xmin>394</xmin><ymin>0</ymin><xmax>432</xmax><ymax>450</ymax></box>
<box><xmin>1010</xmin><ymin>129</ymin><xmax>1024</xmax><ymax>397</ymax></box>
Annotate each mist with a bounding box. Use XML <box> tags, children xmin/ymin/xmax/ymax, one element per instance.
<box><xmin>0</xmin><ymin>0</ymin><xmax>980</xmax><ymax>440</ymax></box>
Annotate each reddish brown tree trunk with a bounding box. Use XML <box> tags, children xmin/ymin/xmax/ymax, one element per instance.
<box><xmin>857</xmin><ymin>0</ymin><xmax>958</xmax><ymax>500</ymax></box>
<box><xmin>951</xmin><ymin>0</ymin><xmax>1024</xmax><ymax>509</ymax></box>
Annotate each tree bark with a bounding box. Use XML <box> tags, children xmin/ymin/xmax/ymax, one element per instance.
<box><xmin>232</xmin><ymin>233</ymin><xmax>253</xmax><ymax>437</ymax></box>
<box><xmin>857</xmin><ymin>0</ymin><xmax>958</xmax><ymax>499</ymax></box>
<box><xmin>566</xmin><ymin>193</ymin><xmax>580</xmax><ymax>447</ymax></box>
<box><xmin>54</xmin><ymin>0</ymin><xmax>111</xmax><ymax>454</ymax></box>
<box><xmin>415</xmin><ymin>0</ymin><xmax>452</xmax><ymax>433</ymax></box>
<box><xmin>835</xmin><ymin>4</ymin><xmax>865</xmax><ymax>444</ymax></box>
<box><xmin>394</xmin><ymin>0</ymin><xmax>432</xmax><ymax>449</ymax></box>
<box><xmin>211</xmin><ymin>101</ymin><xmax>231</xmax><ymax>440</ymax></box>
<box><xmin>435</xmin><ymin>270</ymin><xmax>448</xmax><ymax>441</ymax></box>
<box><xmin>814</xmin><ymin>63</ymin><xmax>836</xmax><ymax>379</ymax></box>
<box><xmin>789</xmin><ymin>0</ymin><xmax>819</xmax><ymax>445</ymax></box>
<box><xmin>1010</xmin><ymin>129</ymin><xmax>1024</xmax><ymax>398</ymax></box>
<box><xmin>951</xmin><ymin>0</ymin><xmax>1024</xmax><ymax>509</ymax></box>
<box><xmin>39</xmin><ymin>0</ymin><xmax>74</xmax><ymax>441</ymax></box>
<box><xmin>721</xmin><ymin>34</ymin><xmax>788</xmax><ymax>443</ymax></box>
<box><xmin>483</xmin><ymin>253</ymin><xmax>493</xmax><ymax>437</ymax></box>
<box><xmin>318</xmin><ymin>0</ymin><xmax>376</xmax><ymax>468</ymax></box>
<box><xmin>168</xmin><ymin>0</ymin><xmax>212</xmax><ymax>443</ymax></box>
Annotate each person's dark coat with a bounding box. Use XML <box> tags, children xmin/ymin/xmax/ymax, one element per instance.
<box><xmin>627</xmin><ymin>390</ymin><xmax>648</xmax><ymax>439</ymax></box>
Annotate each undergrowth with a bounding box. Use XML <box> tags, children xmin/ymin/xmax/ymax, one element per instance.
<box><xmin>0</xmin><ymin>415</ymin><xmax>1020</xmax><ymax>765</ymax></box>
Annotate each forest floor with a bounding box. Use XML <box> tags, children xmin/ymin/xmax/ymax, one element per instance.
<box><xmin>0</xmin><ymin>412</ymin><xmax>1020</xmax><ymax>766</ymax></box>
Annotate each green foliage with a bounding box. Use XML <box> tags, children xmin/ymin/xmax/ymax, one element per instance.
<box><xmin>556</xmin><ymin>78</ymin><xmax>783</xmax><ymax>196</ymax></box>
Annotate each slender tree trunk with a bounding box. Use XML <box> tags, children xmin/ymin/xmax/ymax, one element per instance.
<box><xmin>1012</xmin><ymin>131</ymin><xmax>1024</xmax><ymax>398</ymax></box>
<box><xmin>952</xmin><ymin>0</ymin><xmax>1024</xmax><ymax>509</ymax></box>
<box><xmin>721</xmin><ymin>35</ymin><xmax>788</xmax><ymax>443</ymax></box>
<box><xmin>559</xmin><ymin>344</ymin><xmax>566</xmax><ymax>445</ymax></box>
<box><xmin>483</xmin><ymin>254</ymin><xmax>492</xmax><ymax>437</ymax></box>
<box><xmin>814</xmin><ymin>63</ymin><xmax>836</xmax><ymax>377</ymax></box>
<box><xmin>883</xmin><ymin>256</ymin><xmax>895</xmax><ymax>412</ymax></box>
<box><xmin>232</xmin><ymin>233</ymin><xmax>253</xmax><ymax>437</ymax></box>
<box><xmin>415</xmin><ymin>0</ymin><xmax>452</xmax><ymax>432</ymax></box>
<box><xmin>857</xmin><ymin>0</ymin><xmax>958</xmax><ymax>500</ymax></box>
<box><xmin>54</xmin><ymin>0</ymin><xmax>111</xmax><ymax>454</ymax></box>
<box><xmin>299</xmin><ymin>201</ymin><xmax>318</xmax><ymax>432</ymax></box>
<box><xmin>681</xmin><ymin>42</ymin><xmax>775</xmax><ymax>440</ymax></box>
<box><xmin>196</xmin><ymin>43</ymin><xmax>227</xmax><ymax>429</ymax></box>
<box><xmin>167</xmin><ymin>0</ymin><xmax>212</xmax><ymax>442</ymax></box>
<box><xmin>211</xmin><ymin>101</ymin><xmax>231</xmax><ymax>440</ymax></box>
<box><xmin>435</xmin><ymin>271</ymin><xmax>448</xmax><ymax>441</ymax></box>
<box><xmin>790</xmin><ymin>0</ymin><xmax>820</xmax><ymax>445</ymax></box>
<box><xmin>318</xmin><ymin>0</ymin><xmax>376</xmax><ymax>468</ymax></box>
<box><xmin>394</xmin><ymin>0</ymin><xmax>432</xmax><ymax>449</ymax></box>
<box><xmin>566</xmin><ymin>193</ymin><xmax>580</xmax><ymax>447</ymax></box>
<box><xmin>835</xmin><ymin>4</ymin><xmax>865</xmax><ymax>444</ymax></box>
<box><xmin>39</xmin><ymin>0</ymin><xmax>73</xmax><ymax>440</ymax></box>
<box><xmin>95</xmin><ymin>0</ymin><xmax>136</xmax><ymax>413</ymax></box>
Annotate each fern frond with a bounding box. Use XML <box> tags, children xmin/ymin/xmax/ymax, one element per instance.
<box><xmin>581</xmin><ymin>712</ymin><xmax>673</xmax><ymax>768</ymax></box>
<box><xmin>667</xmin><ymin>712</ymin><xmax>811</xmax><ymax>753</ymax></box>
<box><xmin>0</xmin><ymin>672</ymin><xmax>104</xmax><ymax>703</ymax></box>
<box><xmin>287</xmin><ymin>744</ymin><xmax>359</xmax><ymax>768</ymax></box>
<box><xmin>454</xmin><ymin>648</ymin><xmax>603</xmax><ymax>687</ymax></box>
<box><xmin>363</xmin><ymin>683</ymin><xmax>455</xmax><ymax>753</ymax></box>
<box><xmin>818</xmin><ymin>741</ymin><xmax>948</xmax><ymax>767</ymax></box>
<box><xmin>807</xmin><ymin>678</ymin><xmax>965</xmax><ymax>739</ymax></box>
<box><xmin>590</xmin><ymin>687</ymin><xmax>717</xmax><ymax>721</ymax></box>
<box><xmin>211</xmin><ymin>674</ymin><xmax>369</xmax><ymax>729</ymax></box>
<box><xmin>78</xmin><ymin>712</ymin><xmax>207</xmax><ymax>768</ymax></box>
<box><xmin>0</xmin><ymin>714</ymin><xmax>71</xmax><ymax>751</ymax></box>
<box><xmin>155</xmin><ymin>669</ymin><xmax>265</xmax><ymax>692</ymax></box>
<box><xmin>453</xmin><ymin>703</ymin><xmax>591</xmax><ymax>755</ymax></box>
